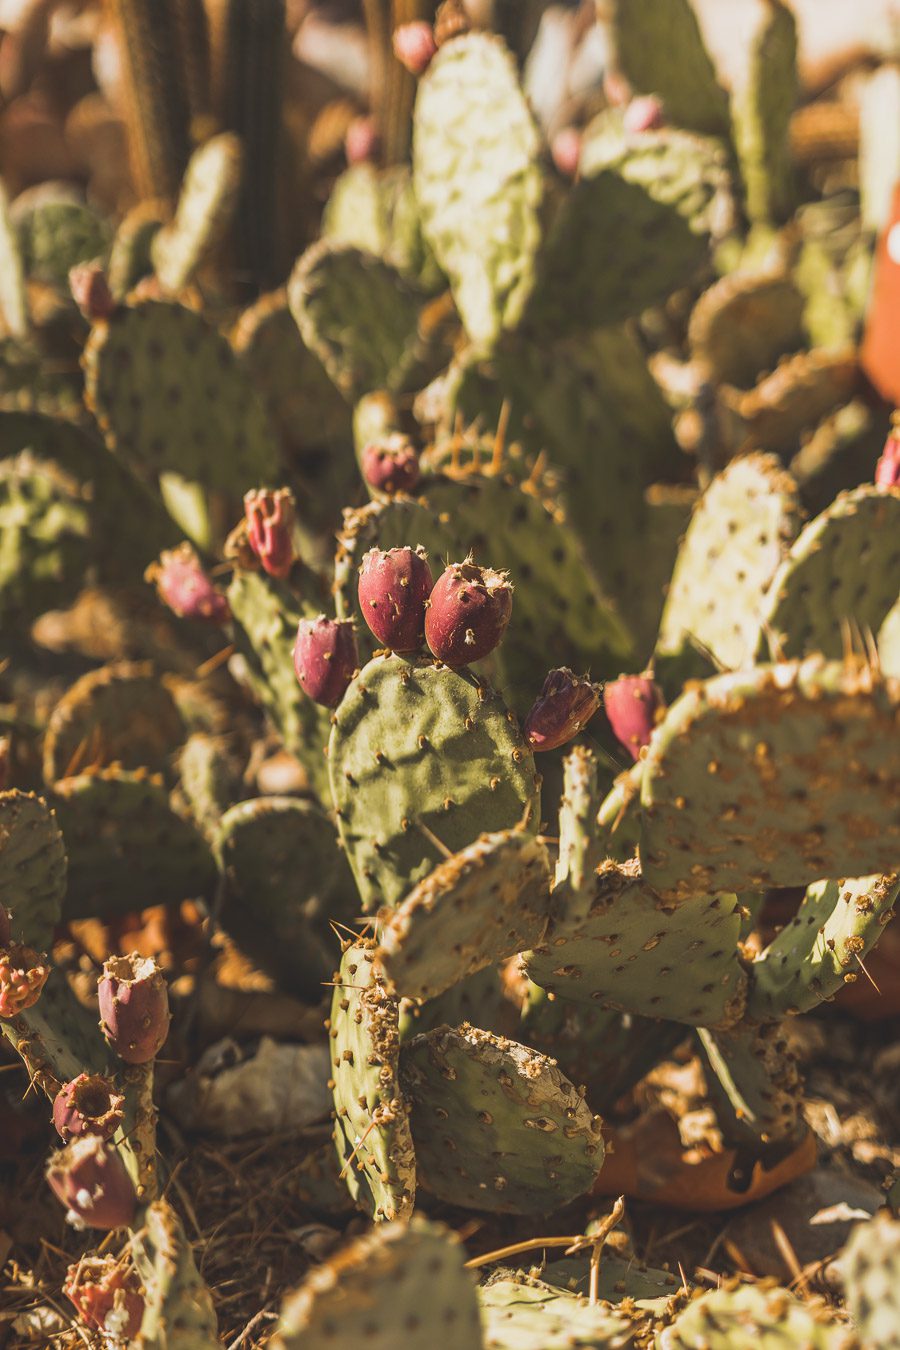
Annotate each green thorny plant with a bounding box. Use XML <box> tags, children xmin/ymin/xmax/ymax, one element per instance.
<box><xmin>0</xmin><ymin>0</ymin><xmax>898</xmax><ymax>1344</ymax></box>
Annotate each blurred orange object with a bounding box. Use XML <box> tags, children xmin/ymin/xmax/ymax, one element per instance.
<box><xmin>861</xmin><ymin>182</ymin><xmax>900</xmax><ymax>404</ymax></box>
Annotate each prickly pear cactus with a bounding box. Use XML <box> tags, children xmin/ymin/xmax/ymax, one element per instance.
<box><xmin>0</xmin><ymin>451</ymin><xmax>92</xmax><ymax>626</ymax></box>
<box><xmin>151</xmin><ymin>132</ymin><xmax>243</xmax><ymax>292</ymax></box>
<box><xmin>687</xmin><ymin>272</ymin><xmax>805</xmax><ymax>387</ymax></box>
<box><xmin>659</xmin><ymin>1281</ymin><xmax>852</xmax><ymax>1349</ymax></box>
<box><xmin>0</xmin><ymin>790</ymin><xmax>66</xmax><ymax>948</ymax></box>
<box><xmin>132</xmin><ymin>1200</ymin><xmax>219</xmax><ymax>1348</ymax></box>
<box><xmin>478</xmin><ymin>1276</ymin><xmax>636</xmax><ymax>1349</ymax></box>
<box><xmin>0</xmin><ymin>180</ymin><xmax>27</xmax><ymax>338</ymax></box>
<box><xmin>841</xmin><ymin>1211</ymin><xmax>900</xmax><ymax>1350</ymax></box>
<box><xmin>731</xmin><ymin>0</ymin><xmax>798</xmax><ymax>225</ymax></box>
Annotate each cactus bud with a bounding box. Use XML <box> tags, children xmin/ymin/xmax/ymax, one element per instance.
<box><xmin>53</xmin><ymin>1074</ymin><xmax>125</xmax><ymax>1144</ymax></box>
<box><xmin>68</xmin><ymin>262</ymin><xmax>116</xmax><ymax>322</ymax></box>
<box><xmin>875</xmin><ymin>412</ymin><xmax>900</xmax><ymax>489</ymax></box>
<box><xmin>0</xmin><ymin>902</ymin><xmax>10</xmax><ymax>946</ymax></box>
<box><xmin>145</xmin><ymin>543</ymin><xmax>230</xmax><ymax>623</ymax></box>
<box><xmin>345</xmin><ymin>115</ymin><xmax>378</xmax><ymax>165</ymax></box>
<box><xmin>358</xmin><ymin>546</ymin><xmax>433</xmax><ymax>652</ymax></box>
<box><xmin>604</xmin><ymin>673</ymin><xmax>664</xmax><ymax>760</ymax></box>
<box><xmin>64</xmin><ymin>1256</ymin><xmax>145</xmax><ymax>1339</ymax></box>
<box><xmin>46</xmin><ymin>1135</ymin><xmax>137</xmax><ymax>1230</ymax></box>
<box><xmin>623</xmin><ymin>94</ymin><xmax>666</xmax><ymax>134</ymax></box>
<box><xmin>392</xmin><ymin>20</ymin><xmax>437</xmax><ymax>74</ymax></box>
<box><xmin>98</xmin><ymin>953</ymin><xmax>170</xmax><ymax>1064</ymax></box>
<box><xmin>293</xmin><ymin>616</ymin><xmax>358</xmax><ymax>707</ymax></box>
<box><xmin>0</xmin><ymin>942</ymin><xmax>49</xmax><ymax>1017</ymax></box>
<box><xmin>361</xmin><ymin>435</ymin><xmax>421</xmax><ymax>496</ymax></box>
<box><xmin>425</xmin><ymin>559</ymin><xmax>513</xmax><ymax>666</ymax></box>
<box><xmin>243</xmin><ymin>487</ymin><xmax>296</xmax><ymax>579</ymax></box>
<box><xmin>524</xmin><ymin>668</ymin><xmax>601</xmax><ymax>752</ymax></box>
<box><xmin>551</xmin><ymin>127</ymin><xmax>581</xmax><ymax>178</ymax></box>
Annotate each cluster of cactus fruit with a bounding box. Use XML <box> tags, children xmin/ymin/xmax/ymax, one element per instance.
<box><xmin>1</xmin><ymin>0</ymin><xmax>900</xmax><ymax>1344</ymax></box>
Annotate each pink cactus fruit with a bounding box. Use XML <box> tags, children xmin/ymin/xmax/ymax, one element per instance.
<box><xmin>358</xmin><ymin>546</ymin><xmax>433</xmax><ymax>652</ymax></box>
<box><xmin>622</xmin><ymin>94</ymin><xmax>666</xmax><ymax>133</ymax></box>
<box><xmin>604</xmin><ymin>672</ymin><xmax>664</xmax><ymax>760</ymax></box>
<box><xmin>874</xmin><ymin>411</ymin><xmax>900</xmax><ymax>489</ymax></box>
<box><xmin>68</xmin><ymin>262</ymin><xmax>116</xmax><ymax>322</ymax></box>
<box><xmin>293</xmin><ymin>616</ymin><xmax>358</xmax><ymax>707</ymax></box>
<box><xmin>425</xmin><ymin>559</ymin><xmax>513</xmax><ymax>667</ymax></box>
<box><xmin>64</xmin><ymin>1255</ymin><xmax>145</xmax><ymax>1339</ymax></box>
<box><xmin>53</xmin><ymin>1074</ymin><xmax>125</xmax><ymax>1144</ymax></box>
<box><xmin>243</xmin><ymin>487</ymin><xmax>296</xmax><ymax>579</ymax></box>
<box><xmin>98</xmin><ymin>953</ymin><xmax>170</xmax><ymax>1064</ymax></box>
<box><xmin>392</xmin><ymin>20</ymin><xmax>436</xmax><ymax>75</ymax></box>
<box><xmin>345</xmin><ymin>115</ymin><xmax>378</xmax><ymax>165</ymax></box>
<box><xmin>524</xmin><ymin>668</ymin><xmax>601</xmax><ymax>752</ymax></box>
<box><xmin>0</xmin><ymin>942</ymin><xmax>49</xmax><ymax>1017</ymax></box>
<box><xmin>0</xmin><ymin>901</ymin><xmax>10</xmax><ymax>947</ymax></box>
<box><xmin>551</xmin><ymin>127</ymin><xmax>582</xmax><ymax>178</ymax></box>
<box><xmin>46</xmin><ymin>1135</ymin><xmax>137</xmax><ymax>1230</ymax></box>
<box><xmin>144</xmin><ymin>543</ymin><xmax>230</xmax><ymax>623</ymax></box>
<box><xmin>361</xmin><ymin>435</ymin><xmax>421</xmax><ymax>496</ymax></box>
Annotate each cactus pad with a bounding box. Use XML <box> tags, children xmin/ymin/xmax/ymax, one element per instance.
<box><xmin>132</xmin><ymin>1200</ymin><xmax>219</xmax><ymax>1348</ymax></box>
<box><xmin>274</xmin><ymin>1217</ymin><xmax>481</xmax><ymax>1350</ymax></box>
<box><xmin>329</xmin><ymin>941</ymin><xmax>416</xmax><ymax>1222</ymax></box>
<box><xmin>879</xmin><ymin>596</ymin><xmax>900</xmax><ymax>678</ymax></box>
<box><xmin>377</xmin><ymin>829</ymin><xmax>550</xmax><ymax>1001</ymax></box>
<box><xmin>12</xmin><ymin>188</ymin><xmax>110</xmax><ymax>291</ymax></box>
<box><xmin>401</xmin><ymin>1023</ymin><xmax>604</xmax><ymax>1214</ymax></box>
<box><xmin>329</xmin><ymin>654</ymin><xmax>541</xmax><ymax>912</ymax></box>
<box><xmin>0</xmin><ymin>450</ymin><xmax>92</xmax><ymax>626</ymax></box>
<box><xmin>0</xmin><ymin>791</ymin><xmax>66</xmax><ymax>949</ymax></box>
<box><xmin>151</xmin><ymin>132</ymin><xmax>242</xmax><ymax>292</ymax></box>
<box><xmin>0</xmin><ymin>181</ymin><xmax>27</xmax><ymax>339</ymax></box>
<box><xmin>555</xmin><ymin>747</ymin><xmax>619</xmax><ymax>925</ymax></box>
<box><xmin>413</xmin><ymin>33</ymin><xmax>543</xmax><ymax>348</ymax></box>
<box><xmin>841</xmin><ymin>1211</ymin><xmax>900</xmax><ymax>1350</ymax></box>
<box><xmin>697</xmin><ymin>1021</ymin><xmax>804</xmax><ymax>1153</ymax></box>
<box><xmin>659</xmin><ymin>1281</ymin><xmax>849</xmax><ymax>1349</ymax></box>
<box><xmin>478</xmin><ymin>1277</ymin><xmax>634</xmax><ymax>1349</ymax></box>
<box><xmin>640</xmin><ymin>658</ymin><xmax>900</xmax><ymax>899</ymax></box>
<box><xmin>688</xmin><ymin>272</ymin><xmax>805</xmax><ymax>387</ymax></box>
<box><xmin>731</xmin><ymin>0</ymin><xmax>797</xmax><ymax>225</ymax></box>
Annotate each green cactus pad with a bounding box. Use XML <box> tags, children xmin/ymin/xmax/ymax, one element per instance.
<box><xmin>758</xmin><ymin>486</ymin><xmax>900</xmax><ymax>662</ymax></box>
<box><xmin>608</xmin><ymin>0</ymin><xmax>731</xmax><ymax>137</ymax></box>
<box><xmin>11</xmin><ymin>187</ymin><xmax>110</xmax><ymax>291</ymax></box>
<box><xmin>216</xmin><ymin>796</ymin><xmax>358</xmax><ymax>1000</ymax></box>
<box><xmin>329</xmin><ymin>941</ymin><xmax>416</xmax><ymax>1222</ymax></box>
<box><xmin>656</xmin><ymin>453</ymin><xmax>804</xmax><ymax>675</ymax></box>
<box><xmin>748</xmin><ymin>873</ymin><xmax>899</xmax><ymax>1019</ymax></box>
<box><xmin>323</xmin><ymin>163</ymin><xmax>444</xmax><ymax>294</ymax></box>
<box><xmin>83</xmin><ymin>294</ymin><xmax>277</xmax><ymax>496</ymax></box>
<box><xmin>0</xmin><ymin>450</ymin><xmax>92</xmax><ymax>626</ymax></box>
<box><xmin>42</xmin><ymin>661</ymin><xmax>184</xmax><ymax>785</ymax></box>
<box><xmin>176</xmin><ymin>733</ymin><xmax>243</xmax><ymax>836</ymax></box>
<box><xmin>401</xmin><ymin>1023</ymin><xmax>604</xmax><ymax>1214</ymax></box>
<box><xmin>596</xmin><ymin>763</ymin><xmax>643</xmax><ymax>865</ymax></box>
<box><xmin>659</xmin><ymin>1282</ymin><xmax>848</xmax><ymax>1349</ymax></box>
<box><xmin>413</xmin><ymin>33</ymin><xmax>543</xmax><ymax>348</ymax></box>
<box><xmin>525</xmin><ymin>859</ymin><xmax>746</xmax><ymax>1028</ymax></box>
<box><xmin>227</xmin><ymin>568</ymin><xmax>333</xmax><ymax>803</ymax></box>
<box><xmin>377</xmin><ymin>830</ymin><xmax>550</xmax><ymax>1002</ymax></box>
<box><xmin>720</xmin><ymin>347</ymin><xmax>860</xmax><ymax>457</ymax></box>
<box><xmin>478</xmin><ymin>1277</ymin><xmax>634</xmax><ymax>1349</ymax></box>
<box><xmin>274</xmin><ymin>1217</ymin><xmax>481</xmax><ymax>1350</ymax></box>
<box><xmin>555</xmin><ymin>747</ymin><xmax>617</xmax><ymax>926</ymax></box>
<box><xmin>151</xmin><ymin>132</ymin><xmax>243</xmax><ymax>292</ymax></box>
<box><xmin>287</xmin><ymin>241</ymin><xmax>425</xmax><ymax>403</ymax></box>
<box><xmin>52</xmin><ymin>766</ymin><xmax>216</xmax><ymax>918</ymax></box>
<box><xmin>0</xmin><ymin>181</ymin><xmax>27</xmax><ymax>339</ymax></box>
<box><xmin>107</xmin><ymin>201</ymin><xmax>165</xmax><ymax>298</ymax></box>
<box><xmin>524</xmin><ymin>126</ymin><xmax>734</xmax><ymax>336</ymax></box>
<box><xmin>879</xmin><ymin>597</ymin><xmax>900</xmax><ymax>678</ymax></box>
<box><xmin>842</xmin><ymin>1211</ymin><xmax>900</xmax><ymax>1350</ymax></box>
<box><xmin>731</xmin><ymin>0</ymin><xmax>797</xmax><ymax>225</ymax></box>
<box><xmin>697</xmin><ymin>1021</ymin><xmax>804</xmax><ymax>1152</ymax></box>
<box><xmin>641</xmin><ymin>657</ymin><xmax>900</xmax><ymax>899</ymax></box>
<box><xmin>688</xmin><ymin>272</ymin><xmax>805</xmax><ymax>387</ymax></box>
<box><xmin>0</xmin><ymin>791</ymin><xmax>66</xmax><ymax>949</ymax></box>
<box><xmin>132</xmin><ymin>1200</ymin><xmax>219</xmax><ymax>1349</ymax></box>
<box><xmin>329</xmin><ymin>654</ymin><xmax>541</xmax><ymax>913</ymax></box>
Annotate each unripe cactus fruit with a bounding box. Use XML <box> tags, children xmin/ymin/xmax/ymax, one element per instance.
<box><xmin>0</xmin><ymin>902</ymin><xmax>10</xmax><ymax>946</ymax></box>
<box><xmin>392</xmin><ymin>20</ymin><xmax>436</xmax><ymax>75</ymax></box>
<box><xmin>361</xmin><ymin>436</ymin><xmax>421</xmax><ymax>495</ymax></box>
<box><xmin>345</xmin><ymin>115</ymin><xmax>378</xmax><ymax>165</ymax></box>
<box><xmin>293</xmin><ymin>616</ymin><xmax>358</xmax><ymax>707</ymax></box>
<box><xmin>875</xmin><ymin>411</ymin><xmax>900</xmax><ymax>489</ymax></box>
<box><xmin>603</xmin><ymin>673</ymin><xmax>664</xmax><ymax>760</ymax></box>
<box><xmin>98</xmin><ymin>953</ymin><xmax>170</xmax><ymax>1064</ymax></box>
<box><xmin>68</xmin><ymin>263</ymin><xmax>116</xmax><ymax>322</ymax></box>
<box><xmin>358</xmin><ymin>546</ymin><xmax>433</xmax><ymax>652</ymax></box>
<box><xmin>52</xmin><ymin>1074</ymin><xmax>125</xmax><ymax>1144</ymax></box>
<box><xmin>551</xmin><ymin>127</ymin><xmax>582</xmax><ymax>178</ymax></box>
<box><xmin>243</xmin><ymin>487</ymin><xmax>296</xmax><ymax>579</ymax></box>
<box><xmin>46</xmin><ymin>1135</ymin><xmax>137</xmax><ymax>1230</ymax></box>
<box><xmin>145</xmin><ymin>543</ymin><xmax>231</xmax><ymax>623</ymax></box>
<box><xmin>623</xmin><ymin>94</ymin><xmax>666</xmax><ymax>133</ymax></box>
<box><xmin>425</xmin><ymin>559</ymin><xmax>513</xmax><ymax>666</ymax></box>
<box><xmin>64</xmin><ymin>1256</ymin><xmax>144</xmax><ymax>1339</ymax></box>
<box><xmin>524</xmin><ymin>668</ymin><xmax>601</xmax><ymax>751</ymax></box>
<box><xmin>0</xmin><ymin>942</ymin><xmax>49</xmax><ymax>1017</ymax></box>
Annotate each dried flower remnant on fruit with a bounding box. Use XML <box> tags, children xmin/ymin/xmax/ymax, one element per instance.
<box><xmin>525</xmin><ymin>668</ymin><xmax>601</xmax><ymax>751</ymax></box>
<box><xmin>244</xmin><ymin>487</ymin><xmax>296</xmax><ymax>579</ymax></box>
<box><xmin>0</xmin><ymin>942</ymin><xmax>49</xmax><ymax>1016</ymax></box>
<box><xmin>145</xmin><ymin>543</ymin><xmax>230</xmax><ymax>623</ymax></box>
<box><xmin>98</xmin><ymin>952</ymin><xmax>170</xmax><ymax>1064</ymax></box>
<box><xmin>294</xmin><ymin>616</ymin><xmax>358</xmax><ymax>707</ymax></box>
<box><xmin>64</xmin><ymin>1256</ymin><xmax>144</xmax><ymax>1339</ymax></box>
<box><xmin>53</xmin><ymin>1074</ymin><xmax>125</xmax><ymax>1143</ymax></box>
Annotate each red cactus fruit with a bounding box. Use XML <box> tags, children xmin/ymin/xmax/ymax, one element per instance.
<box><xmin>425</xmin><ymin>559</ymin><xmax>513</xmax><ymax>667</ymax></box>
<box><xmin>623</xmin><ymin>94</ymin><xmax>666</xmax><ymax>133</ymax></box>
<box><xmin>244</xmin><ymin>487</ymin><xmax>296</xmax><ymax>579</ymax></box>
<box><xmin>361</xmin><ymin>436</ymin><xmax>421</xmax><ymax>496</ymax></box>
<box><xmin>604</xmin><ymin>673</ymin><xmax>664</xmax><ymax>760</ymax></box>
<box><xmin>0</xmin><ymin>942</ymin><xmax>49</xmax><ymax>1017</ymax></box>
<box><xmin>144</xmin><ymin>543</ymin><xmax>230</xmax><ymax>623</ymax></box>
<box><xmin>46</xmin><ymin>1135</ymin><xmax>137</xmax><ymax>1230</ymax></box>
<box><xmin>392</xmin><ymin>20</ymin><xmax>436</xmax><ymax>74</ymax></box>
<box><xmin>98</xmin><ymin>953</ymin><xmax>170</xmax><ymax>1064</ymax></box>
<box><xmin>68</xmin><ymin>262</ymin><xmax>116</xmax><ymax>322</ymax></box>
<box><xmin>551</xmin><ymin>127</ymin><xmax>582</xmax><ymax>178</ymax></box>
<box><xmin>524</xmin><ymin>668</ymin><xmax>601</xmax><ymax>752</ymax></box>
<box><xmin>293</xmin><ymin>616</ymin><xmax>358</xmax><ymax>707</ymax></box>
<box><xmin>0</xmin><ymin>902</ymin><xmax>10</xmax><ymax>947</ymax></box>
<box><xmin>358</xmin><ymin>546</ymin><xmax>433</xmax><ymax>652</ymax></box>
<box><xmin>53</xmin><ymin>1074</ymin><xmax>125</xmax><ymax>1144</ymax></box>
<box><xmin>875</xmin><ymin>412</ymin><xmax>900</xmax><ymax>489</ymax></box>
<box><xmin>345</xmin><ymin>115</ymin><xmax>378</xmax><ymax>165</ymax></box>
<box><xmin>64</xmin><ymin>1256</ymin><xmax>144</xmax><ymax>1339</ymax></box>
